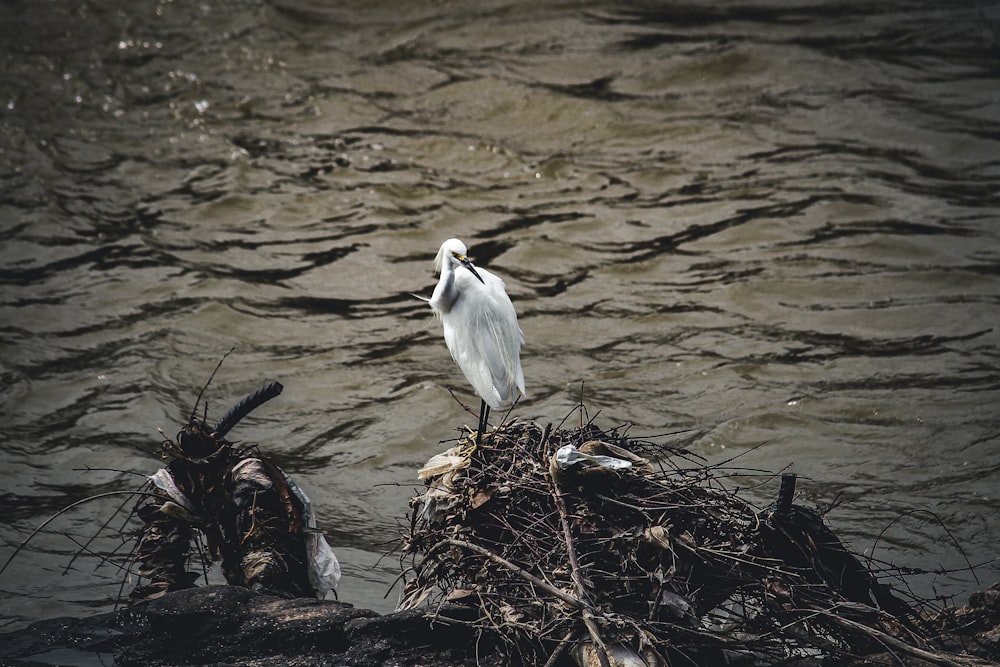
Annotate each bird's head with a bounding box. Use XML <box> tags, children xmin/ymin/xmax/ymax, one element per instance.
<box><xmin>435</xmin><ymin>238</ymin><xmax>485</xmax><ymax>284</ymax></box>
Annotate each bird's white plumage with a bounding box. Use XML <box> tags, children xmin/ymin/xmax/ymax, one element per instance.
<box><xmin>429</xmin><ymin>238</ymin><xmax>525</xmax><ymax>411</ymax></box>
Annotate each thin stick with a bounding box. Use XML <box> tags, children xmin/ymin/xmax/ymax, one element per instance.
<box><xmin>63</xmin><ymin>480</ymin><xmax>150</xmax><ymax>575</ymax></box>
<box><xmin>817</xmin><ymin>610</ymin><xmax>986</xmax><ymax>667</ymax></box>
<box><xmin>445</xmin><ymin>386</ymin><xmax>479</xmax><ymax>418</ymax></box>
<box><xmin>544</xmin><ymin>431</ymin><xmax>612</xmax><ymax>667</ymax></box>
<box><xmin>63</xmin><ymin>534</ymin><xmax>131</xmax><ymax>576</ymax></box>
<box><xmin>73</xmin><ymin>466</ymin><xmax>149</xmax><ymax>479</ymax></box>
<box><xmin>0</xmin><ymin>490</ymin><xmax>161</xmax><ymax>577</ymax></box>
<box><xmin>868</xmin><ymin>509</ymin><xmax>979</xmax><ymax>586</ymax></box>
<box><xmin>115</xmin><ymin>535</ymin><xmax>142</xmax><ymax>611</ymax></box>
<box><xmin>542</xmin><ymin>628</ymin><xmax>579</xmax><ymax>667</ymax></box>
<box><xmin>189</xmin><ymin>347</ymin><xmax>235</xmax><ymax>424</ymax></box>
<box><xmin>445</xmin><ymin>538</ymin><xmax>585</xmax><ymax>611</ymax></box>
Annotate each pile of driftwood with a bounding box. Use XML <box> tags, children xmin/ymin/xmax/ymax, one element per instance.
<box><xmin>0</xmin><ymin>376</ymin><xmax>341</xmax><ymax>608</ymax></box>
<box><xmin>400</xmin><ymin>419</ymin><xmax>988</xmax><ymax>666</ymax></box>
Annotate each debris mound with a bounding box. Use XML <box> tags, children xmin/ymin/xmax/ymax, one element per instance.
<box><xmin>131</xmin><ymin>380</ymin><xmax>340</xmax><ymax>603</ymax></box>
<box><xmin>400</xmin><ymin>419</ymin><xmax>981</xmax><ymax>666</ymax></box>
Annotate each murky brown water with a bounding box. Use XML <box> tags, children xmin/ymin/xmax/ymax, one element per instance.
<box><xmin>2</xmin><ymin>0</ymin><xmax>999</xmax><ymax>634</ymax></box>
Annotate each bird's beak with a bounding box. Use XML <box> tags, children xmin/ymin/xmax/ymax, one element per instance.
<box><xmin>457</xmin><ymin>254</ymin><xmax>486</xmax><ymax>284</ymax></box>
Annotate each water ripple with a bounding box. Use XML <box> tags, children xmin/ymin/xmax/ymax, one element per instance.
<box><xmin>1</xmin><ymin>0</ymin><xmax>998</xmax><ymax>626</ymax></box>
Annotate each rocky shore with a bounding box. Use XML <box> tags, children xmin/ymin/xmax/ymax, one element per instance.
<box><xmin>0</xmin><ymin>585</ymin><xmax>477</xmax><ymax>667</ymax></box>
<box><xmin>4</xmin><ymin>582</ymin><xmax>1000</xmax><ymax>666</ymax></box>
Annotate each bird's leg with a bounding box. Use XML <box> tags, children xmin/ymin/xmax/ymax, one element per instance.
<box><xmin>476</xmin><ymin>400</ymin><xmax>490</xmax><ymax>445</ymax></box>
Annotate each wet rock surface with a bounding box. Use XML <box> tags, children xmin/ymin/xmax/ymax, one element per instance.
<box><xmin>4</xmin><ymin>583</ymin><xmax>1000</xmax><ymax>666</ymax></box>
<box><xmin>0</xmin><ymin>586</ymin><xmax>477</xmax><ymax>666</ymax></box>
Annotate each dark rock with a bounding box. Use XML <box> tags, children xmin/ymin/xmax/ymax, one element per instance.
<box><xmin>0</xmin><ymin>612</ymin><xmax>123</xmax><ymax>666</ymax></box>
<box><xmin>0</xmin><ymin>586</ymin><xmax>480</xmax><ymax>667</ymax></box>
<box><xmin>5</xmin><ymin>582</ymin><xmax>1000</xmax><ymax>666</ymax></box>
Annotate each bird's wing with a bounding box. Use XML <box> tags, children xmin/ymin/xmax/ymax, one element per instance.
<box><xmin>444</xmin><ymin>269</ymin><xmax>525</xmax><ymax>408</ymax></box>
<box><xmin>479</xmin><ymin>272</ymin><xmax>526</xmax><ymax>399</ymax></box>
<box><xmin>443</xmin><ymin>298</ymin><xmax>503</xmax><ymax>409</ymax></box>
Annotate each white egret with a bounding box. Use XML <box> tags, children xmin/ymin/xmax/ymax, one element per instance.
<box><xmin>428</xmin><ymin>238</ymin><xmax>525</xmax><ymax>444</ymax></box>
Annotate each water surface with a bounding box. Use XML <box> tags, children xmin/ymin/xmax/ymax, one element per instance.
<box><xmin>1</xmin><ymin>0</ymin><xmax>999</xmax><ymax>629</ymax></box>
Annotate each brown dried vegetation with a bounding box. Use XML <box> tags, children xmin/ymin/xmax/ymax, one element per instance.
<box><xmin>401</xmin><ymin>419</ymin><xmax>994</xmax><ymax>667</ymax></box>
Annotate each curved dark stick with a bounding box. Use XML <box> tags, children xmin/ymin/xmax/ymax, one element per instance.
<box><xmin>213</xmin><ymin>380</ymin><xmax>283</xmax><ymax>439</ymax></box>
<box><xmin>776</xmin><ymin>473</ymin><xmax>796</xmax><ymax>515</ymax></box>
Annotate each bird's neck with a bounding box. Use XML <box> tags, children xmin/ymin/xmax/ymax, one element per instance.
<box><xmin>429</xmin><ymin>262</ymin><xmax>458</xmax><ymax>312</ymax></box>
